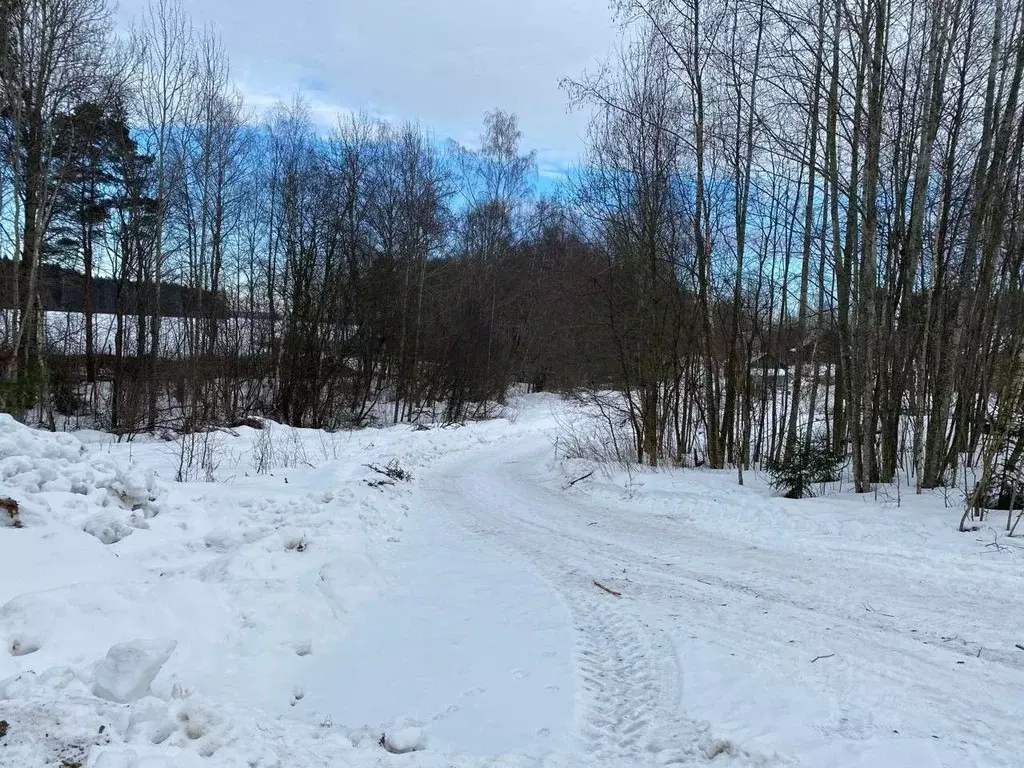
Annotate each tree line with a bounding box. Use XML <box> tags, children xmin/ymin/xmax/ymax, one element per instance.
<box><xmin>0</xmin><ymin>0</ymin><xmax>612</xmax><ymax>433</ymax></box>
<box><xmin>2</xmin><ymin>0</ymin><xmax>1023</xmax><ymax>511</ymax></box>
<box><xmin>566</xmin><ymin>0</ymin><xmax>1024</xmax><ymax>513</ymax></box>
<box><xmin>0</xmin><ymin>258</ymin><xmax>225</xmax><ymax>316</ymax></box>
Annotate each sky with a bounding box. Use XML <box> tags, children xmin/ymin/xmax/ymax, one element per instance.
<box><xmin>114</xmin><ymin>0</ymin><xmax>619</xmax><ymax>181</ymax></box>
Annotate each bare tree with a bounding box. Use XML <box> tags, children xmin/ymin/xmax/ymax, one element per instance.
<box><xmin>133</xmin><ymin>0</ymin><xmax>195</xmax><ymax>429</ymax></box>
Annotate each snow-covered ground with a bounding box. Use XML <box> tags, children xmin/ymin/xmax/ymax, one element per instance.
<box><xmin>0</xmin><ymin>395</ymin><xmax>1021</xmax><ymax>767</ymax></box>
<box><xmin>37</xmin><ymin>311</ymin><xmax>271</xmax><ymax>357</ymax></box>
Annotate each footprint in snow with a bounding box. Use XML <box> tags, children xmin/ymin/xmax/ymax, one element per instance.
<box><xmin>511</xmin><ymin>669</ymin><xmax>530</xmax><ymax>680</ymax></box>
<box><xmin>430</xmin><ymin>703</ymin><xmax>461</xmax><ymax>723</ymax></box>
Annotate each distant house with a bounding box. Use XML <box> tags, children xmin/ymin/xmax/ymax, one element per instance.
<box><xmin>746</xmin><ymin>354</ymin><xmax>786</xmax><ymax>396</ymax></box>
<box><xmin>749</xmin><ymin>353</ymin><xmax>788</xmax><ymax>374</ymax></box>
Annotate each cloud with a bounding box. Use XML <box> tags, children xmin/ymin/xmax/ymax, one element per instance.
<box><xmin>114</xmin><ymin>0</ymin><xmax>616</xmax><ymax>170</ymax></box>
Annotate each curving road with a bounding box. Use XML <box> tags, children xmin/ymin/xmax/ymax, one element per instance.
<box><xmin>425</xmin><ymin>433</ymin><xmax>1024</xmax><ymax>767</ymax></box>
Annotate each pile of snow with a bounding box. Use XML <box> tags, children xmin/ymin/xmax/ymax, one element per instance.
<box><xmin>0</xmin><ymin>413</ymin><xmax>163</xmax><ymax>531</ymax></box>
<box><xmin>0</xmin><ymin>404</ymin><xmax>548</xmax><ymax>767</ymax></box>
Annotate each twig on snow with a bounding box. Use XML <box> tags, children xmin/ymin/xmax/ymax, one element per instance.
<box><xmin>982</xmin><ymin>529</ymin><xmax>1007</xmax><ymax>552</ymax></box>
<box><xmin>811</xmin><ymin>654</ymin><xmax>835</xmax><ymax>663</ymax></box>
<box><xmin>593</xmin><ymin>580</ymin><xmax>622</xmax><ymax>597</ymax></box>
<box><xmin>1014</xmin><ymin>644</ymin><xmax>1024</xmax><ymax>652</ymax></box>
<box><xmin>863</xmin><ymin>602</ymin><xmax>894</xmax><ymax>618</ymax></box>
<box><xmin>567</xmin><ymin>471</ymin><xmax>595</xmax><ymax>488</ymax></box>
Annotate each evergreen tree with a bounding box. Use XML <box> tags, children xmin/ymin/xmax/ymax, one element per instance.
<box><xmin>49</xmin><ymin>100</ymin><xmax>124</xmax><ymax>382</ymax></box>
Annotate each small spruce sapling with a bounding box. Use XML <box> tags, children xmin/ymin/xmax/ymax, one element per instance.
<box><xmin>767</xmin><ymin>437</ymin><xmax>845</xmax><ymax>499</ymax></box>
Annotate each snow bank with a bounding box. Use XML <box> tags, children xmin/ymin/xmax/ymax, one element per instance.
<box><xmin>0</xmin><ymin>413</ymin><xmax>162</xmax><ymax>525</ymax></box>
<box><xmin>0</xmin><ymin>402</ymin><xmax>546</xmax><ymax>767</ymax></box>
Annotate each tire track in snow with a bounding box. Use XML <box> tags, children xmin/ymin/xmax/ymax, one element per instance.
<box><xmin>572</xmin><ymin>595</ymin><xmax>660</xmax><ymax>763</ymax></box>
<box><xmin>427</xmin><ymin>449</ymin><xmax>755</xmax><ymax>766</ymax></box>
<box><xmin>568</xmin><ymin>590</ymin><xmax>749</xmax><ymax>766</ymax></box>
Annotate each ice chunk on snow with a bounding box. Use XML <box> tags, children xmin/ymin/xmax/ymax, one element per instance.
<box><xmin>82</xmin><ymin>514</ymin><xmax>134</xmax><ymax>544</ymax></box>
<box><xmin>384</xmin><ymin>726</ymin><xmax>427</xmax><ymax>754</ymax></box>
<box><xmin>93</xmin><ymin>639</ymin><xmax>177</xmax><ymax>703</ymax></box>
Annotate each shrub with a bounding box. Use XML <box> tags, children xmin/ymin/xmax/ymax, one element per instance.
<box><xmin>0</xmin><ymin>363</ymin><xmax>41</xmax><ymax>414</ymax></box>
<box><xmin>767</xmin><ymin>437</ymin><xmax>845</xmax><ymax>499</ymax></box>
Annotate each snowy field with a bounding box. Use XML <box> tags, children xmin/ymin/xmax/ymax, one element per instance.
<box><xmin>0</xmin><ymin>395</ymin><xmax>1021</xmax><ymax>767</ymax></box>
<box><xmin>0</xmin><ymin>311</ymin><xmax>274</xmax><ymax>357</ymax></box>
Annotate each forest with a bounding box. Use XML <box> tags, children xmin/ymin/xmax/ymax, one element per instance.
<box><xmin>2</xmin><ymin>0</ymin><xmax>1023</xmax><ymax>519</ymax></box>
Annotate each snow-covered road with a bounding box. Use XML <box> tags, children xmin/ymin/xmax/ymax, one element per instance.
<box><xmin>423</xmin><ymin>433</ymin><xmax>1024</xmax><ymax>768</ymax></box>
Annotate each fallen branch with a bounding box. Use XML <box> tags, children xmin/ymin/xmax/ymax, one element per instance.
<box><xmin>567</xmin><ymin>471</ymin><xmax>595</xmax><ymax>488</ymax></box>
<box><xmin>1015</xmin><ymin>644</ymin><xmax>1024</xmax><ymax>652</ymax></box>
<box><xmin>984</xmin><ymin>531</ymin><xmax>1007</xmax><ymax>552</ymax></box>
<box><xmin>811</xmin><ymin>654</ymin><xmax>835</xmax><ymax>663</ymax></box>
<box><xmin>364</xmin><ymin>460</ymin><xmax>412</xmax><ymax>482</ymax></box>
<box><xmin>593</xmin><ymin>580</ymin><xmax>621</xmax><ymax>597</ymax></box>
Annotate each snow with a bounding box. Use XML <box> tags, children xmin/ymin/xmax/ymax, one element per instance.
<box><xmin>384</xmin><ymin>726</ymin><xmax>428</xmax><ymax>754</ymax></box>
<box><xmin>93</xmin><ymin>640</ymin><xmax>178</xmax><ymax>703</ymax></box>
<box><xmin>0</xmin><ymin>394</ymin><xmax>1021</xmax><ymax>767</ymax></box>
<box><xmin>82</xmin><ymin>515</ymin><xmax>136</xmax><ymax>545</ymax></box>
<box><xmin>38</xmin><ymin>311</ymin><xmax>272</xmax><ymax>358</ymax></box>
<box><xmin>295</xmin><ymin>470</ymin><xmax>573</xmax><ymax>757</ymax></box>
